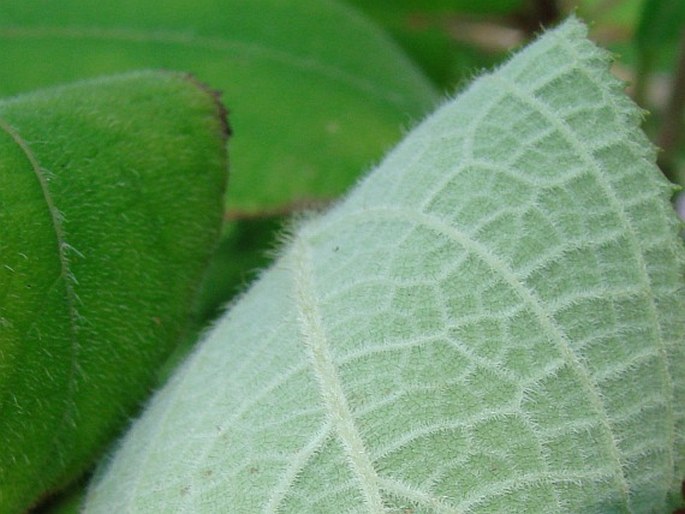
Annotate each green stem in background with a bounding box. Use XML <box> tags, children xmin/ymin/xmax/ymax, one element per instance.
<box><xmin>633</xmin><ymin>47</ymin><xmax>652</xmax><ymax>109</ymax></box>
<box><xmin>657</xmin><ymin>26</ymin><xmax>685</xmax><ymax>185</ymax></box>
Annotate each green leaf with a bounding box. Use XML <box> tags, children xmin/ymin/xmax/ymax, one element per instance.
<box><xmin>0</xmin><ymin>71</ymin><xmax>228</xmax><ymax>512</ymax></box>
<box><xmin>84</xmin><ymin>18</ymin><xmax>685</xmax><ymax>512</ymax></box>
<box><xmin>343</xmin><ymin>0</ymin><xmax>508</xmax><ymax>92</ymax></box>
<box><xmin>0</xmin><ymin>0</ymin><xmax>438</xmax><ymax>215</ymax></box>
<box><xmin>346</xmin><ymin>0</ymin><xmax>525</xmax><ymax>16</ymax></box>
<box><xmin>158</xmin><ymin>217</ymin><xmax>285</xmax><ymax>383</ymax></box>
<box><xmin>194</xmin><ymin>218</ymin><xmax>285</xmax><ymax>324</ymax></box>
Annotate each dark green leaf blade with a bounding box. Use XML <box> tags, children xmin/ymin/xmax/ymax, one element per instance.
<box><xmin>0</xmin><ymin>71</ymin><xmax>228</xmax><ymax>512</ymax></box>
<box><xmin>0</xmin><ymin>0</ymin><xmax>438</xmax><ymax>215</ymax></box>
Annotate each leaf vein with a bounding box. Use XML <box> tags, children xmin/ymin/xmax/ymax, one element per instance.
<box><xmin>339</xmin><ymin>205</ymin><xmax>632</xmax><ymax>505</ymax></box>
<box><xmin>291</xmin><ymin>236</ymin><xmax>386</xmax><ymax>512</ymax></box>
<box><xmin>493</xmin><ymin>64</ymin><xmax>675</xmax><ymax>493</ymax></box>
<box><xmin>0</xmin><ymin>116</ymin><xmax>81</xmax><ymax>468</ymax></box>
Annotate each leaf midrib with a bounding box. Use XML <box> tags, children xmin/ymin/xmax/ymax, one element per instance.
<box><xmin>0</xmin><ymin>115</ymin><xmax>80</xmax><ymax>473</ymax></box>
<box><xmin>291</xmin><ymin>236</ymin><xmax>386</xmax><ymax>512</ymax></box>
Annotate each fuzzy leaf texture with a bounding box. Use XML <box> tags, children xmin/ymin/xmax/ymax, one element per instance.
<box><xmin>0</xmin><ymin>0</ymin><xmax>437</xmax><ymax>215</ymax></box>
<box><xmin>0</xmin><ymin>72</ymin><xmax>228</xmax><ymax>512</ymax></box>
<box><xmin>85</xmin><ymin>19</ymin><xmax>685</xmax><ymax>513</ymax></box>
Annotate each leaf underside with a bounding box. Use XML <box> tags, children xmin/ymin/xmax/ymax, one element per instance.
<box><xmin>84</xmin><ymin>18</ymin><xmax>685</xmax><ymax>513</ymax></box>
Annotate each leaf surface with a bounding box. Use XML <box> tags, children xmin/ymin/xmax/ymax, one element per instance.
<box><xmin>0</xmin><ymin>72</ymin><xmax>228</xmax><ymax>512</ymax></box>
<box><xmin>84</xmin><ymin>19</ymin><xmax>685</xmax><ymax>513</ymax></box>
<box><xmin>0</xmin><ymin>0</ymin><xmax>437</xmax><ymax>215</ymax></box>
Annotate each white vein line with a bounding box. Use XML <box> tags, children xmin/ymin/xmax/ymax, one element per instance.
<box><xmin>419</xmin><ymin>90</ymin><xmax>508</xmax><ymax>210</ymax></box>
<box><xmin>377</xmin><ymin>476</ymin><xmax>463</xmax><ymax>514</ymax></box>
<box><xmin>517</xmin><ymin>230</ymin><xmax>626</xmax><ymax>279</ymax></box>
<box><xmin>290</xmin><ymin>237</ymin><xmax>386</xmax><ymax>512</ymax></box>
<box><xmin>264</xmin><ymin>421</ymin><xmax>333</xmax><ymax>513</ymax></box>
<box><xmin>0</xmin><ymin>117</ymin><xmax>82</xmax><ymax>463</ymax></box>
<box><xmin>457</xmin><ymin>468</ymin><xmax>615</xmax><ymax>511</ymax></box>
<box><xmin>336</xmin><ymin>333</ymin><xmax>446</xmax><ymax>366</ymax></box>
<box><xmin>372</xmin><ymin>413</ymin><xmax>514</xmax><ymax>462</ymax></box>
<box><xmin>547</xmin><ymin>285</ymin><xmax>646</xmax><ymax>315</ymax></box>
<box><xmin>0</xmin><ymin>26</ymin><xmax>412</xmax><ymax>109</ymax></box>
<box><xmin>327</xmin><ymin>206</ymin><xmax>631</xmax><ymax>504</ymax></box>
<box><xmin>493</xmin><ymin>66</ymin><xmax>674</xmax><ymax>491</ymax></box>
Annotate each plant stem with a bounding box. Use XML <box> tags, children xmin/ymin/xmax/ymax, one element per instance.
<box><xmin>633</xmin><ymin>48</ymin><xmax>651</xmax><ymax>109</ymax></box>
<box><xmin>657</xmin><ymin>26</ymin><xmax>685</xmax><ymax>185</ymax></box>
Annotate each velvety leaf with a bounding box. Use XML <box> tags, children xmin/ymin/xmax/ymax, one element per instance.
<box><xmin>194</xmin><ymin>218</ymin><xmax>285</xmax><ymax>325</ymax></box>
<box><xmin>84</xmin><ymin>19</ymin><xmax>685</xmax><ymax>512</ymax></box>
<box><xmin>0</xmin><ymin>0</ymin><xmax>438</xmax><ymax>215</ymax></box>
<box><xmin>158</xmin><ymin>217</ymin><xmax>284</xmax><ymax>384</ymax></box>
<box><xmin>0</xmin><ymin>72</ymin><xmax>228</xmax><ymax>512</ymax></box>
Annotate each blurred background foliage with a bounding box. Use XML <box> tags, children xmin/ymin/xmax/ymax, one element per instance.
<box><xmin>202</xmin><ymin>0</ymin><xmax>685</xmax><ymax>337</ymax></box>
<box><xmin>4</xmin><ymin>0</ymin><xmax>681</xmax><ymax>355</ymax></box>
<box><xmin>197</xmin><ymin>0</ymin><xmax>685</xmax><ymax>334</ymax></box>
<box><xmin>11</xmin><ymin>1</ymin><xmax>682</xmax><ymax>511</ymax></box>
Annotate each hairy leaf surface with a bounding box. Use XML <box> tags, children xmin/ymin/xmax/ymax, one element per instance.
<box><xmin>85</xmin><ymin>19</ymin><xmax>685</xmax><ymax>513</ymax></box>
<box><xmin>0</xmin><ymin>72</ymin><xmax>228</xmax><ymax>512</ymax></box>
<box><xmin>0</xmin><ymin>0</ymin><xmax>437</xmax><ymax>215</ymax></box>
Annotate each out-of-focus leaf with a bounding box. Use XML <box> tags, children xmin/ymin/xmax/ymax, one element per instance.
<box><xmin>348</xmin><ymin>0</ymin><xmax>524</xmax><ymax>17</ymax></box>
<box><xmin>345</xmin><ymin>0</ymin><xmax>518</xmax><ymax>91</ymax></box>
<box><xmin>0</xmin><ymin>72</ymin><xmax>228</xmax><ymax>513</ymax></box>
<box><xmin>0</xmin><ymin>0</ymin><xmax>438</xmax><ymax>215</ymax></box>
<box><xmin>156</xmin><ymin>217</ymin><xmax>285</xmax><ymax>383</ymax></box>
<box><xmin>195</xmin><ymin>218</ymin><xmax>285</xmax><ymax>325</ymax></box>
<box><xmin>578</xmin><ymin>0</ymin><xmax>643</xmax><ymax>29</ymax></box>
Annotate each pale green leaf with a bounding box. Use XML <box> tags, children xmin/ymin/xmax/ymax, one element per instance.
<box><xmin>0</xmin><ymin>72</ymin><xmax>228</xmax><ymax>513</ymax></box>
<box><xmin>84</xmin><ymin>18</ymin><xmax>685</xmax><ymax>513</ymax></box>
<box><xmin>0</xmin><ymin>0</ymin><xmax>438</xmax><ymax>215</ymax></box>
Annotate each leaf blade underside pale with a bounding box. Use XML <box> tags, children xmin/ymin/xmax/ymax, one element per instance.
<box><xmin>84</xmin><ymin>18</ymin><xmax>685</xmax><ymax>513</ymax></box>
<box><xmin>0</xmin><ymin>72</ymin><xmax>228</xmax><ymax>512</ymax></box>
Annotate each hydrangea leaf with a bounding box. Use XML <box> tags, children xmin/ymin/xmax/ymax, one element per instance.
<box><xmin>85</xmin><ymin>18</ymin><xmax>685</xmax><ymax>513</ymax></box>
<box><xmin>0</xmin><ymin>0</ymin><xmax>438</xmax><ymax>215</ymax></box>
<box><xmin>0</xmin><ymin>72</ymin><xmax>228</xmax><ymax>512</ymax></box>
